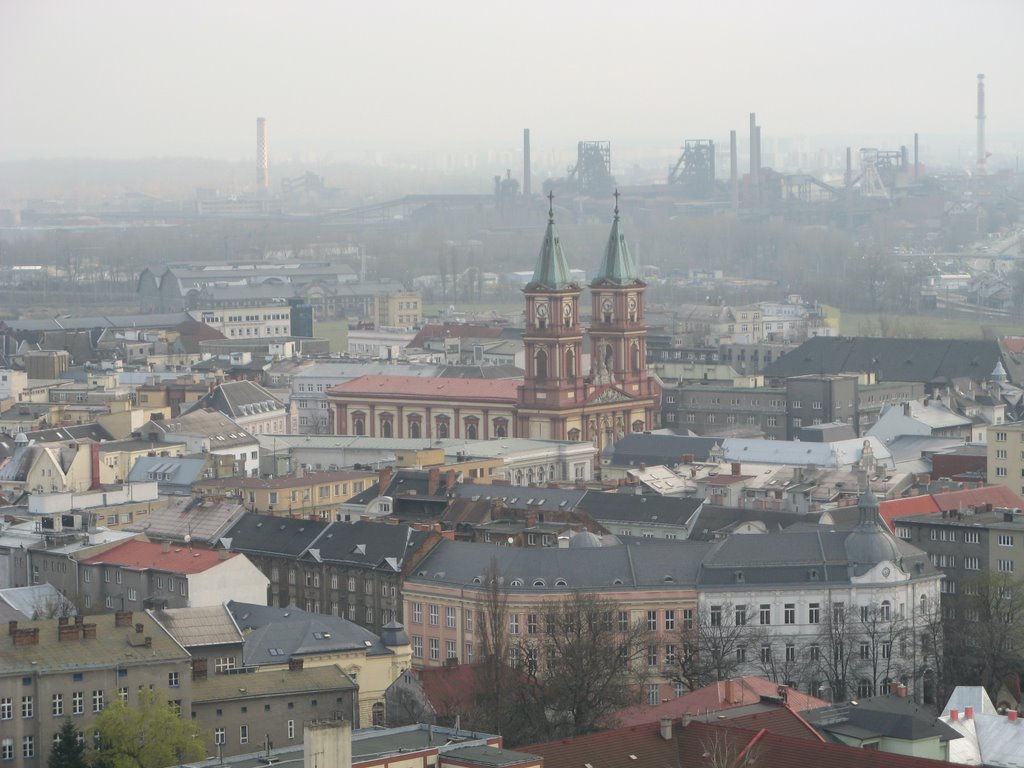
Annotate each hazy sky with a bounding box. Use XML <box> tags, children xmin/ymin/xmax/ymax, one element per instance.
<box><xmin>2</xmin><ymin>0</ymin><xmax>1022</xmax><ymax>162</ymax></box>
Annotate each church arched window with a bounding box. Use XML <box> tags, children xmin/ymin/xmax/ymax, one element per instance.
<box><xmin>535</xmin><ymin>349</ymin><xmax>548</xmax><ymax>380</ymax></box>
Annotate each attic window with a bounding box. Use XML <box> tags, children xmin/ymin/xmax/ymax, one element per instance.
<box><xmin>735</xmin><ymin>571</ymin><xmax>744</xmax><ymax>583</ymax></box>
<box><xmin>532</xmin><ymin>579</ymin><xmax>546</xmax><ymax>587</ymax></box>
<box><xmin>663</xmin><ymin>575</ymin><xmax>674</xmax><ymax>583</ymax></box>
<box><xmin>809</xmin><ymin>569</ymin><xmax>819</xmax><ymax>581</ymax></box>
<box><xmin>612</xmin><ymin>578</ymin><xmax>624</xmax><ymax>586</ymax></box>
<box><xmin>555</xmin><ymin>578</ymin><xmax>568</xmax><ymax>587</ymax></box>
<box><xmin>510</xmin><ymin>579</ymin><xmax>523</xmax><ymax>587</ymax></box>
<box><xmin>472</xmin><ymin>576</ymin><xmax>482</xmax><ymax>584</ymax></box>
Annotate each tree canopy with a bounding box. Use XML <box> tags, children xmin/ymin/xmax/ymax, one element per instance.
<box><xmin>91</xmin><ymin>688</ymin><xmax>204</xmax><ymax>768</ymax></box>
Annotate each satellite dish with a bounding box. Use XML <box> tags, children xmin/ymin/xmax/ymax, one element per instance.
<box><xmin>507</xmin><ymin>536</ymin><xmax>514</xmax><ymax>544</ymax></box>
<box><xmin>184</xmin><ymin>534</ymin><xmax>192</xmax><ymax>544</ymax></box>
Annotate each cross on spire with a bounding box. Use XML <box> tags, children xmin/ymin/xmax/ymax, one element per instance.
<box><xmin>613</xmin><ymin>188</ymin><xmax>620</xmax><ymax>219</ymax></box>
<box><xmin>547</xmin><ymin>191</ymin><xmax>555</xmax><ymax>222</ymax></box>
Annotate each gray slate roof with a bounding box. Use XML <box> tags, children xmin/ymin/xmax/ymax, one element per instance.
<box><xmin>453</xmin><ymin>482</ymin><xmax>588</xmax><ymax>512</ymax></box>
<box><xmin>149</xmin><ymin>605</ymin><xmax>243</xmax><ymax>648</ymax></box>
<box><xmin>604</xmin><ymin>433</ymin><xmax>719</xmax><ymax>467</ymax></box>
<box><xmin>579</xmin><ymin>490</ymin><xmax>703</xmax><ymax>526</ymax></box>
<box><xmin>227</xmin><ymin>601</ymin><xmax>392</xmax><ymax>665</ymax></box>
<box><xmin>221</xmin><ymin>512</ymin><xmax>330</xmax><ymax>557</ymax></box>
<box><xmin>406</xmin><ymin>539</ymin><xmax>712</xmax><ymax>592</ymax></box>
<box><xmin>764</xmin><ymin>336</ymin><xmax>1003</xmax><ymax>384</ymax></box>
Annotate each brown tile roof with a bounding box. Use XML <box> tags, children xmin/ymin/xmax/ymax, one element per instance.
<box><xmin>195</xmin><ymin>469</ymin><xmax>375</xmax><ymax>490</ymax></box>
<box><xmin>328</xmin><ymin>375</ymin><xmax>520</xmax><ymax>403</ymax></box>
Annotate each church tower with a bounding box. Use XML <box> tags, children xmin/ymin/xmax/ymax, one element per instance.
<box><xmin>517</xmin><ymin>194</ymin><xmax>586</xmax><ymax>440</ymax></box>
<box><xmin>588</xmin><ymin>191</ymin><xmax>654</xmax><ymax>399</ymax></box>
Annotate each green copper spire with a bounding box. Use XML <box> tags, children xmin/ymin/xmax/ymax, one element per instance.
<box><xmin>594</xmin><ymin>189</ymin><xmax>639</xmax><ymax>285</ymax></box>
<box><xmin>527</xmin><ymin>192</ymin><xmax>574</xmax><ymax>290</ymax></box>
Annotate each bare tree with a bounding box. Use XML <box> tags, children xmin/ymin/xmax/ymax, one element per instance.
<box><xmin>812</xmin><ymin>598</ymin><xmax>858</xmax><ymax>702</ymax></box>
<box><xmin>699</xmin><ymin>728</ymin><xmax>762</xmax><ymax>768</ymax></box>
<box><xmin>947</xmin><ymin>573</ymin><xmax>1024</xmax><ymax>698</ymax></box>
<box><xmin>854</xmin><ymin>601</ymin><xmax>910</xmax><ymax>699</ymax></box>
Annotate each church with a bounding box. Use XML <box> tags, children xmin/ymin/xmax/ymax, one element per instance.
<box><xmin>326</xmin><ymin>194</ymin><xmax>660</xmax><ymax>454</ymax></box>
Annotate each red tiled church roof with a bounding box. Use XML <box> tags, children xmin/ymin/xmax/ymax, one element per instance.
<box><xmin>328</xmin><ymin>375</ymin><xmax>520</xmax><ymax>402</ymax></box>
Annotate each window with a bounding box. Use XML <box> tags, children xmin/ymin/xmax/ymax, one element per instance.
<box><xmin>808</xmin><ymin>644</ymin><xmax>820</xmax><ymax>662</ymax></box>
<box><xmin>118</xmin><ymin>688</ymin><xmax>128</xmax><ymax>704</ymax></box>
<box><xmin>21</xmin><ymin>737</ymin><xmax>32</xmax><ymax>759</ymax></box>
<box><xmin>168</xmin><ymin>672</ymin><xmax>179</xmax><ymax>687</ymax></box>
<box><xmin>859</xmin><ymin>641</ymin><xmax>870</xmax><ymax>660</ymax></box>
<box><xmin>509</xmin><ymin>614</ymin><xmax>519</xmax><ymax>635</ymax></box>
<box><xmin>997</xmin><ymin>467</ymin><xmax>1008</xmax><ymax>477</ymax></box>
<box><xmin>786</xmin><ymin>644</ymin><xmax>796</xmax><ymax>662</ymax></box>
<box><xmin>528</xmin><ymin>614</ymin><xmax>538</xmax><ymax>634</ymax></box>
<box><xmin>759</xmin><ymin>604</ymin><xmax>771</xmax><ymax>625</ymax></box>
<box><xmin>648</xmin><ymin>645</ymin><xmax>659</xmax><ymax>667</ymax></box>
<box><xmin>996</xmin><ymin>431</ymin><xmax>1008</xmax><ymax>442</ymax></box>
<box><xmin>72</xmin><ymin>692</ymin><xmax>83</xmax><ymax>715</ymax></box>
<box><xmin>1</xmin><ymin>739</ymin><xmax>11</xmax><ymax>760</ymax></box>
<box><xmin>446</xmin><ymin>606</ymin><xmax>456</xmax><ymax>628</ymax></box>
<box><xmin>683</xmin><ymin>609</ymin><xmax>693</xmax><ymax>630</ymax></box>
<box><xmin>429</xmin><ymin>604</ymin><xmax>439</xmax><ymax>626</ymax></box>
<box><xmin>735</xmin><ymin>605</ymin><xmax>747</xmax><ymax>626</ymax></box>
<box><xmin>882</xmin><ymin>641</ymin><xmax>892</xmax><ymax>659</ymax></box>
<box><xmin>665</xmin><ymin>609</ymin><xmax>675</xmax><ymax>631</ymax></box>
<box><xmin>618</xmin><ymin>611</ymin><xmax>630</xmax><ymax>631</ymax></box>
<box><xmin>736</xmin><ymin>646</ymin><xmax>747</xmax><ymax>662</ymax></box>
<box><xmin>287</xmin><ymin>719</ymin><xmax>295</xmax><ymax>740</ymax></box>
<box><xmin>647</xmin><ymin>610</ymin><xmax>658</xmax><ymax>631</ymax></box>
<box><xmin>52</xmin><ymin>693</ymin><xmax>63</xmax><ymax>717</ymax></box>
<box><xmin>21</xmin><ymin>696</ymin><xmax>32</xmax><ymax>719</ymax></box>
<box><xmin>710</xmin><ymin>605</ymin><xmax>722</xmax><ymax>627</ymax></box>
<box><xmin>808</xmin><ymin>603</ymin><xmax>820</xmax><ymax>624</ymax></box>
<box><xmin>965</xmin><ymin>531</ymin><xmax>980</xmax><ymax>544</ymax></box>
<box><xmin>412</xmin><ymin>602</ymin><xmax>422</xmax><ymax>623</ymax></box>
<box><xmin>784</xmin><ymin>604</ymin><xmax>795</xmax><ymax>624</ymax></box>
<box><xmin>240</xmin><ymin>725</ymin><xmax>248</xmax><ymax>745</ymax></box>
<box><xmin>999</xmin><ymin>559</ymin><xmax>1015</xmax><ymax>573</ymax></box>
<box><xmin>647</xmin><ymin>684</ymin><xmax>660</xmax><ymax>706</ymax></box>
<box><xmin>760</xmin><ymin>645</ymin><xmax>772</xmax><ymax>663</ymax></box>
<box><xmin>412</xmin><ymin>636</ymin><xmax>423</xmax><ymax>658</ymax></box>
<box><xmin>429</xmin><ymin>638</ymin><xmax>439</xmax><ymax>661</ymax></box>
<box><xmin>880</xmin><ymin>601</ymin><xmax>891</xmax><ymax>621</ymax></box>
<box><xmin>665</xmin><ymin>644</ymin><xmax>677</xmax><ymax>664</ymax></box>
<box><xmin>92</xmin><ymin>690</ymin><xmax>104</xmax><ymax>713</ymax></box>
<box><xmin>466</xmin><ymin>609</ymin><xmax>474</xmax><ymax>632</ymax></box>
<box><xmin>214</xmin><ymin>728</ymin><xmax>225</xmax><ymax>745</ymax></box>
<box><xmin>214</xmin><ymin>656</ymin><xmax>236</xmax><ymax>673</ymax></box>
<box><xmin>0</xmin><ymin>698</ymin><xmax>10</xmax><ymax>720</ymax></box>
<box><xmin>965</xmin><ymin>556</ymin><xmax>980</xmax><ymax>570</ymax></box>
<box><xmin>999</xmin><ymin>534</ymin><xmax>1015</xmax><ymax>547</ymax></box>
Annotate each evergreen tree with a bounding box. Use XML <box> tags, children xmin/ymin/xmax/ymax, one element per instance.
<box><xmin>48</xmin><ymin>718</ymin><xmax>87</xmax><ymax>768</ymax></box>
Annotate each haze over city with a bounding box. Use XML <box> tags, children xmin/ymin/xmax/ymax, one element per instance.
<box><xmin>2</xmin><ymin>0</ymin><xmax>1023</xmax><ymax>164</ymax></box>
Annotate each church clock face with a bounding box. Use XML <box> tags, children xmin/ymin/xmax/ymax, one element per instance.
<box><xmin>563</xmin><ymin>303</ymin><xmax>573</xmax><ymax>318</ymax></box>
<box><xmin>535</xmin><ymin>303</ymin><xmax>548</xmax><ymax>319</ymax></box>
<box><xmin>627</xmin><ymin>296</ymin><xmax>637</xmax><ymax>313</ymax></box>
<box><xmin>602</xmin><ymin>298</ymin><xmax>613</xmax><ymax>314</ymax></box>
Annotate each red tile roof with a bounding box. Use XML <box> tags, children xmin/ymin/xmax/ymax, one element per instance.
<box><xmin>416</xmin><ymin>664</ymin><xmax>486</xmax><ymax>717</ymax></box>
<box><xmin>79</xmin><ymin>540</ymin><xmax>236</xmax><ymax>574</ymax></box>
<box><xmin>878</xmin><ymin>496</ymin><xmax>941</xmax><ymax>532</ymax></box>
<box><xmin>527</xmin><ymin>718</ymin><xmax>960</xmax><ymax>768</ymax></box>
<box><xmin>614</xmin><ymin>677</ymin><xmax>827</xmax><ymax>727</ymax></box>
<box><xmin>327</xmin><ymin>375</ymin><xmax>520</xmax><ymax>403</ymax></box>
<box><xmin>724</xmin><ymin>707</ymin><xmax>825</xmax><ymax>741</ymax></box>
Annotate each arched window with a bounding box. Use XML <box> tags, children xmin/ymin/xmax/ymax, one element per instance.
<box><xmin>568</xmin><ymin>428</ymin><xmax>581</xmax><ymax>441</ymax></box>
<box><xmin>436</xmin><ymin>418</ymin><xmax>450</xmax><ymax>439</ymax></box>
<box><xmin>353</xmin><ymin>416</ymin><xmax>365</xmax><ymax>436</ymax></box>
<box><xmin>380</xmin><ymin>417</ymin><xmax>393</xmax><ymax>438</ymax></box>
<box><xmin>515</xmin><ymin>469</ymin><xmax>524</xmax><ymax>484</ymax></box>
<box><xmin>535</xmin><ymin>349</ymin><xmax>548</xmax><ymax>380</ymax></box>
<box><xmin>632</xmin><ymin>419</ymin><xmax>645</xmax><ymax>433</ymax></box>
<box><xmin>565</xmin><ymin>349</ymin><xmax>576</xmax><ymax>379</ymax></box>
<box><xmin>372</xmin><ymin>702</ymin><xmax>385</xmax><ymax>726</ymax></box>
<box><xmin>538</xmin><ymin>466</ymin><xmax>546</xmax><ymax>483</ymax></box>
<box><xmin>880</xmin><ymin>600</ymin><xmax>891</xmax><ymax>621</ymax></box>
<box><xmin>408</xmin><ymin>419</ymin><xmax>421</xmax><ymax>439</ymax></box>
<box><xmin>493</xmin><ymin>418</ymin><xmax>508</xmax><ymax>438</ymax></box>
<box><xmin>631</xmin><ymin>341</ymin><xmax>642</xmax><ymax>370</ymax></box>
<box><xmin>604</xmin><ymin>344</ymin><xmax>614</xmax><ymax>372</ymax></box>
<box><xmin>466</xmin><ymin>422</ymin><xmax>478</xmax><ymax>440</ymax></box>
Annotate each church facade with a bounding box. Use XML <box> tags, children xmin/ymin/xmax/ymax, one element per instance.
<box><xmin>327</xmin><ymin>194</ymin><xmax>660</xmax><ymax>455</ymax></box>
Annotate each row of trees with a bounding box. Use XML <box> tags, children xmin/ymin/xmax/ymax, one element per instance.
<box><xmin>48</xmin><ymin>689</ymin><xmax>204</xmax><ymax>768</ymax></box>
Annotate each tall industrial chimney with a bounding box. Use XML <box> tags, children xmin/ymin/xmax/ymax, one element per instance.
<box><xmin>749</xmin><ymin>112</ymin><xmax>758</xmax><ymax>188</ymax></box>
<box><xmin>256</xmin><ymin>117</ymin><xmax>269</xmax><ymax>192</ymax></box>
<box><xmin>729</xmin><ymin>129</ymin><xmax>738</xmax><ymax>211</ymax></box>
<box><xmin>523</xmin><ymin>128</ymin><xmax>532</xmax><ymax>197</ymax></box>
<box><xmin>914</xmin><ymin>132</ymin><xmax>919</xmax><ymax>180</ymax></box>
<box><xmin>976</xmin><ymin>74</ymin><xmax>986</xmax><ymax>175</ymax></box>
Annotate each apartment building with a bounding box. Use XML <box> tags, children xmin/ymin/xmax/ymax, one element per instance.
<box><xmin>194</xmin><ymin>468</ymin><xmax>375</xmax><ymax>520</ymax></box>
<box><xmin>987</xmin><ymin>422</ymin><xmax>1024</xmax><ymax>495</ymax></box>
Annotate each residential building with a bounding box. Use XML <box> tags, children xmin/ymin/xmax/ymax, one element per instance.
<box><xmin>75</xmin><ymin>539</ymin><xmax>268</xmax><ymax>611</ymax></box>
<box><xmin>868</xmin><ymin>398</ymin><xmax>975</xmax><ymax>444</ymax></box>
<box><xmin>940</xmin><ymin>686</ymin><xmax>1024</xmax><ymax>768</ymax></box>
<box><xmin>193</xmin><ymin>468</ymin><xmax>375</xmax><ymax>520</ymax></box>
<box><xmin>184</xmin><ymin>380</ymin><xmax>287</xmax><ymax>435</ymax></box>
<box><xmin>189</xmin><ymin>303</ymin><xmax>296</xmax><ymax>339</ymax></box>
<box><xmin>988</xmin><ymin>421</ymin><xmax>1024</xmax><ymax>494</ymax></box>
<box><xmin>227</xmin><ymin>601</ymin><xmax>412</xmax><ymax>726</ymax></box>
<box><xmin>401</xmin><ymin>537</ymin><xmax>710</xmax><ymax>703</ymax></box>
<box><xmin>0</xmin><ymin>611</ymin><xmax>192</xmax><ymax>768</ymax></box>
<box><xmin>219</xmin><ymin>514</ymin><xmax>440</xmax><ymax>635</ymax></box>
<box><xmin>139</xmin><ymin>409</ymin><xmax>260</xmax><ymax>477</ymax></box>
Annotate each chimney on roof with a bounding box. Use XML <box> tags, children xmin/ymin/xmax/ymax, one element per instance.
<box><xmin>12</xmin><ymin>628</ymin><xmax>39</xmax><ymax>646</ymax></box>
<box><xmin>680</xmin><ymin>713</ymin><xmax>692</xmax><ymax>728</ymax></box>
<box><xmin>428</xmin><ymin>467</ymin><xmax>441</xmax><ymax>496</ymax></box>
<box><xmin>295</xmin><ymin>464</ymin><xmax>305</xmax><ymax>479</ymax></box>
<box><xmin>896</xmin><ymin>683</ymin><xmax>907</xmax><ymax>698</ymax></box>
<box><xmin>377</xmin><ymin>467</ymin><xmax>392</xmax><ymax>496</ymax></box>
<box><xmin>135</xmin><ymin>623</ymin><xmax>144</xmax><ymax>634</ymax></box>
<box><xmin>8</xmin><ymin>620</ymin><xmax>17</xmax><ymax>635</ymax></box>
<box><xmin>114</xmin><ymin>611</ymin><xmax>133</xmax><ymax>628</ymax></box>
<box><xmin>1009</xmin><ymin>710</ymin><xmax>1018</xmax><ymax>722</ymax></box>
<box><xmin>724</xmin><ymin>678</ymin><xmax>736</xmax><ymax>703</ymax></box>
<box><xmin>950</xmin><ymin>708</ymin><xmax>959</xmax><ymax>721</ymax></box>
<box><xmin>219</xmin><ymin>549</ymin><xmax>230</xmax><ymax>560</ymax></box>
<box><xmin>965</xmin><ymin>706</ymin><xmax>974</xmax><ymax>720</ymax></box>
<box><xmin>732</xmin><ymin>462</ymin><xmax>741</xmax><ymax>476</ymax></box>
<box><xmin>82</xmin><ymin>624</ymin><xmax>97</xmax><ymax>640</ymax></box>
<box><xmin>58</xmin><ymin>624</ymin><xmax>80</xmax><ymax>642</ymax></box>
<box><xmin>446</xmin><ymin>468</ymin><xmax>456</xmax><ymax>491</ymax></box>
<box><xmin>659</xmin><ymin>717</ymin><xmax>673</xmax><ymax>741</ymax></box>
<box><xmin>161</xmin><ymin>540</ymin><xmax>171</xmax><ymax>554</ymax></box>
<box><xmin>289</xmin><ymin>657</ymin><xmax>304</xmax><ymax>671</ymax></box>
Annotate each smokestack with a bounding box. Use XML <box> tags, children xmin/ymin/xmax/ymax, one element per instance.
<box><xmin>749</xmin><ymin>112</ymin><xmax>758</xmax><ymax>194</ymax></box>
<box><xmin>976</xmin><ymin>74</ymin><xmax>986</xmax><ymax>175</ymax></box>
<box><xmin>730</xmin><ymin>129</ymin><xmax>738</xmax><ymax>211</ymax></box>
<box><xmin>523</xmin><ymin>129</ymin><xmax>532</xmax><ymax>197</ymax></box>
<box><xmin>914</xmin><ymin>133</ymin><xmax>919</xmax><ymax>180</ymax></box>
<box><xmin>256</xmin><ymin>117</ymin><xmax>269</xmax><ymax>191</ymax></box>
